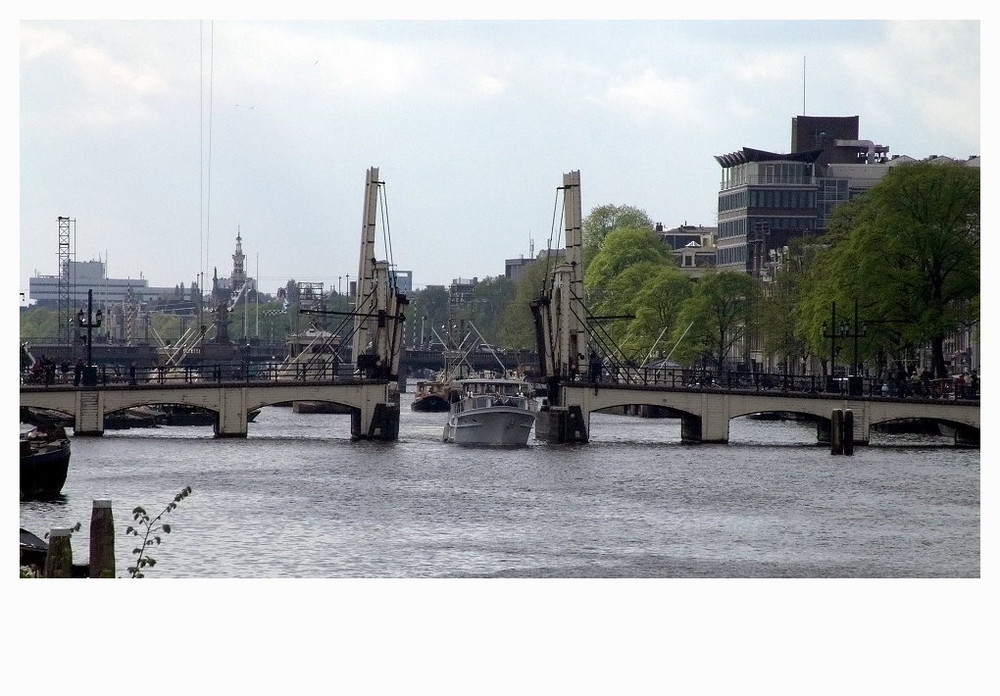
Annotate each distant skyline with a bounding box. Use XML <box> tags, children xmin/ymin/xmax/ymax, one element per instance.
<box><xmin>17</xmin><ymin>17</ymin><xmax>981</xmax><ymax>302</ymax></box>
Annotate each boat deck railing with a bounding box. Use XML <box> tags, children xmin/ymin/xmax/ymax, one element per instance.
<box><xmin>450</xmin><ymin>394</ymin><xmax>538</xmax><ymax>415</ymax></box>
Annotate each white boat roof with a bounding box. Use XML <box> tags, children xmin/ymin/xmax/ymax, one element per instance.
<box><xmin>455</xmin><ymin>378</ymin><xmax>528</xmax><ymax>386</ymax></box>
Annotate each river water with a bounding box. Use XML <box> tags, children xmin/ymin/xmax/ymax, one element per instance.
<box><xmin>19</xmin><ymin>381</ymin><xmax>980</xmax><ymax>579</ymax></box>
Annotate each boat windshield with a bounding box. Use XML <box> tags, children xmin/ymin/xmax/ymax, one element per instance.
<box><xmin>452</xmin><ymin>393</ymin><xmax>537</xmax><ymax>414</ymax></box>
<box><xmin>462</xmin><ymin>381</ymin><xmax>529</xmax><ymax>397</ymax></box>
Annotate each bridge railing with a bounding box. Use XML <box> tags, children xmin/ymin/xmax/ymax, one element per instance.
<box><xmin>581</xmin><ymin>367</ymin><xmax>980</xmax><ymax>402</ymax></box>
<box><xmin>21</xmin><ymin>361</ymin><xmax>361</xmax><ymax>388</ymax></box>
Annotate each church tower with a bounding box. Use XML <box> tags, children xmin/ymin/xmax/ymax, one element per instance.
<box><xmin>231</xmin><ymin>228</ymin><xmax>247</xmax><ymax>291</ymax></box>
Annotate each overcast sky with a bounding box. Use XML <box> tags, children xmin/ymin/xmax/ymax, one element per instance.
<box><xmin>16</xmin><ymin>14</ymin><xmax>981</xmax><ymax>301</ymax></box>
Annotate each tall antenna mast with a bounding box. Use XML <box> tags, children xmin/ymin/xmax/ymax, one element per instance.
<box><xmin>802</xmin><ymin>56</ymin><xmax>806</xmax><ymax>115</ymax></box>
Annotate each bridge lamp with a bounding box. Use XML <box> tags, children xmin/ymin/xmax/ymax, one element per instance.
<box><xmin>77</xmin><ymin>289</ymin><xmax>104</xmax><ymax>376</ymax></box>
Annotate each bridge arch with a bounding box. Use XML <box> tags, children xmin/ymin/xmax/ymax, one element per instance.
<box><xmin>554</xmin><ymin>383</ymin><xmax>978</xmax><ymax>447</ymax></box>
<box><xmin>20</xmin><ymin>381</ymin><xmax>394</xmax><ymax>439</ymax></box>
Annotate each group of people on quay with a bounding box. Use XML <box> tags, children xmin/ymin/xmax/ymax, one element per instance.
<box><xmin>589</xmin><ymin>362</ymin><xmax>979</xmax><ymax>402</ymax></box>
<box><xmin>21</xmin><ymin>348</ymin><xmax>140</xmax><ymax>387</ymax></box>
<box><xmin>877</xmin><ymin>366</ymin><xmax>979</xmax><ymax>400</ymax></box>
<box><xmin>24</xmin><ymin>354</ymin><xmax>87</xmax><ymax>386</ymax></box>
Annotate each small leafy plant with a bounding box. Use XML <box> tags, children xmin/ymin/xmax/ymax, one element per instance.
<box><xmin>125</xmin><ymin>486</ymin><xmax>192</xmax><ymax>578</ymax></box>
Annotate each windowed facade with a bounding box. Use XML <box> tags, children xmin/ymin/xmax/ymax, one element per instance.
<box><xmin>714</xmin><ymin>149</ymin><xmax>822</xmax><ymax>272</ymax></box>
<box><xmin>714</xmin><ymin>116</ymin><xmax>904</xmax><ymax>273</ymax></box>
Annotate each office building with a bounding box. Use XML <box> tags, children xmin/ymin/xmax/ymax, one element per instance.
<box><xmin>716</xmin><ymin>115</ymin><xmax>904</xmax><ymax>273</ymax></box>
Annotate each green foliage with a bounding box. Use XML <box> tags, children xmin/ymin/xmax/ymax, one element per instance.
<box><xmin>458</xmin><ymin>275</ymin><xmax>516</xmax><ymax>345</ymax></box>
<box><xmin>125</xmin><ymin>486</ymin><xmax>192</xmax><ymax>578</ymax></box>
<box><xmin>627</xmin><ymin>267</ymin><xmax>694</xmax><ymax>360</ymax></box>
<box><xmin>800</xmin><ymin>161</ymin><xmax>979</xmax><ymax>377</ymax></box>
<box><xmin>584</xmin><ymin>226</ymin><xmax>672</xmax><ymax>295</ymax></box>
<box><xmin>501</xmin><ymin>258</ymin><xmax>553</xmax><ymax>350</ymax></box>
<box><xmin>670</xmin><ymin>271</ymin><xmax>758</xmax><ymax>370</ymax></box>
<box><xmin>149</xmin><ymin>312</ymin><xmax>183</xmax><ymax>344</ymax></box>
<box><xmin>409</xmin><ymin>285</ymin><xmax>450</xmax><ymax>346</ymax></box>
<box><xmin>582</xmin><ymin>204</ymin><xmax>653</xmax><ymax>268</ymax></box>
<box><xmin>19</xmin><ymin>306</ymin><xmax>61</xmax><ymax>341</ymax></box>
<box><xmin>759</xmin><ymin>237</ymin><xmax>821</xmax><ymax>370</ymax></box>
<box><xmin>584</xmin><ymin>225</ymin><xmax>678</xmax><ymax>360</ymax></box>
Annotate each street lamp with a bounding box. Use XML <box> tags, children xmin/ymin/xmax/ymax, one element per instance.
<box><xmin>77</xmin><ymin>288</ymin><xmax>103</xmax><ymax>385</ymax></box>
<box><xmin>823</xmin><ymin>300</ymin><xmax>868</xmax><ymax>395</ymax></box>
<box><xmin>821</xmin><ymin>301</ymin><xmax>850</xmax><ymax>381</ymax></box>
<box><xmin>850</xmin><ymin>299</ymin><xmax>867</xmax><ymax>376</ymax></box>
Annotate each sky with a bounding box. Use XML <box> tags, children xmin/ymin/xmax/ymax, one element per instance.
<box><xmin>14</xmin><ymin>12</ymin><xmax>982</xmax><ymax>303</ymax></box>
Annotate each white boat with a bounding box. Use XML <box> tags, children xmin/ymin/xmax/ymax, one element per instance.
<box><xmin>442</xmin><ymin>377</ymin><xmax>538</xmax><ymax>446</ymax></box>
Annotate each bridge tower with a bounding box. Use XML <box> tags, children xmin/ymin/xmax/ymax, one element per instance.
<box><xmin>533</xmin><ymin>171</ymin><xmax>587</xmax><ymax>389</ymax></box>
<box><xmin>532</xmin><ymin>171</ymin><xmax>590</xmax><ymax>442</ymax></box>
<box><xmin>350</xmin><ymin>166</ymin><xmax>408</xmax><ymax>440</ymax></box>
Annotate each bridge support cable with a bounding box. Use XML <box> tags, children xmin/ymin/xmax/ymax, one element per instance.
<box><xmin>465</xmin><ymin>320</ymin><xmax>509</xmax><ymax>374</ymax></box>
<box><xmin>351</xmin><ymin>166</ymin><xmax>407</xmax><ymax>381</ymax></box>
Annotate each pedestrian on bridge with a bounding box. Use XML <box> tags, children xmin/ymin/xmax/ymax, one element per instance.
<box><xmin>42</xmin><ymin>356</ymin><xmax>55</xmax><ymax>386</ymax></box>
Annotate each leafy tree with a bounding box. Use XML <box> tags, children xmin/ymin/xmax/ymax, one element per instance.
<box><xmin>758</xmin><ymin>237</ymin><xmax>820</xmax><ymax>373</ymax></box>
<box><xmin>585</xmin><ymin>225</ymin><xmax>672</xmax><ymax>306</ymax></box>
<box><xmin>583</xmin><ymin>225</ymin><xmax>674</xmax><ymax>357</ymax></box>
<box><xmin>460</xmin><ymin>275</ymin><xmax>516</xmax><ymax>346</ymax></box>
<box><xmin>149</xmin><ymin>312</ymin><xmax>182</xmax><ymax>344</ymax></box>
<box><xmin>284</xmin><ymin>279</ymin><xmax>299</xmax><ymax>304</ymax></box>
<box><xmin>582</xmin><ymin>204</ymin><xmax>653</xmax><ymax>269</ymax></box>
<box><xmin>410</xmin><ymin>285</ymin><xmax>450</xmax><ymax>347</ymax></box>
<box><xmin>20</xmin><ymin>306</ymin><xmax>60</xmax><ymax>341</ymax></box>
<box><xmin>626</xmin><ymin>267</ymin><xmax>694</xmax><ymax>361</ymax></box>
<box><xmin>803</xmin><ymin>161</ymin><xmax>979</xmax><ymax>378</ymax></box>
<box><xmin>670</xmin><ymin>271</ymin><xmax>758</xmax><ymax>371</ymax></box>
<box><xmin>501</xmin><ymin>256</ymin><xmax>554</xmax><ymax>350</ymax></box>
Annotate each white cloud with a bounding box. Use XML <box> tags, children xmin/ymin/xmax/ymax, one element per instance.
<box><xmin>473</xmin><ymin>73</ymin><xmax>507</xmax><ymax>97</ymax></box>
<box><xmin>214</xmin><ymin>25</ymin><xmax>422</xmax><ymax>99</ymax></box>
<box><xmin>726</xmin><ymin>98</ymin><xmax>758</xmax><ymax>121</ymax></box>
<box><xmin>21</xmin><ymin>24</ymin><xmax>171</xmax><ymax>127</ymax></box>
<box><xmin>838</xmin><ymin>20</ymin><xmax>979</xmax><ymax>145</ymax></box>
<box><xmin>723</xmin><ymin>52</ymin><xmax>801</xmax><ymax>83</ymax></box>
<box><xmin>602</xmin><ymin>66</ymin><xmax>701</xmax><ymax>122</ymax></box>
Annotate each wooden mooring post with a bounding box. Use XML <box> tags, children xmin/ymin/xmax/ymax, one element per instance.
<box><xmin>89</xmin><ymin>499</ymin><xmax>115</xmax><ymax>578</ymax></box>
<box><xmin>39</xmin><ymin>500</ymin><xmax>116</xmax><ymax>578</ymax></box>
<box><xmin>43</xmin><ymin>527</ymin><xmax>74</xmax><ymax>578</ymax></box>
<box><xmin>830</xmin><ymin>409</ymin><xmax>855</xmax><ymax>456</ymax></box>
<box><xmin>843</xmin><ymin>410</ymin><xmax>855</xmax><ymax>456</ymax></box>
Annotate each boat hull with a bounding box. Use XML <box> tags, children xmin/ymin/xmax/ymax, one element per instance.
<box><xmin>20</xmin><ymin>439</ymin><xmax>71</xmax><ymax>499</ymax></box>
<box><xmin>411</xmin><ymin>393</ymin><xmax>452</xmax><ymax>412</ymax></box>
<box><xmin>443</xmin><ymin>406</ymin><xmax>536</xmax><ymax>446</ymax></box>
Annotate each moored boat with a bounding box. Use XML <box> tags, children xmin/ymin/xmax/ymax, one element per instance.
<box><xmin>442</xmin><ymin>376</ymin><xmax>538</xmax><ymax>446</ymax></box>
<box><xmin>152</xmin><ymin>404</ymin><xmax>261</xmax><ymax>425</ymax></box>
<box><xmin>20</xmin><ymin>425</ymin><xmax>71</xmax><ymax>499</ymax></box>
<box><xmin>411</xmin><ymin>378</ymin><xmax>457</xmax><ymax>412</ymax></box>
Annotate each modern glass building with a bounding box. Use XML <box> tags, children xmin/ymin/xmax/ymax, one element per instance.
<box><xmin>714</xmin><ymin>115</ymin><xmax>899</xmax><ymax>273</ymax></box>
